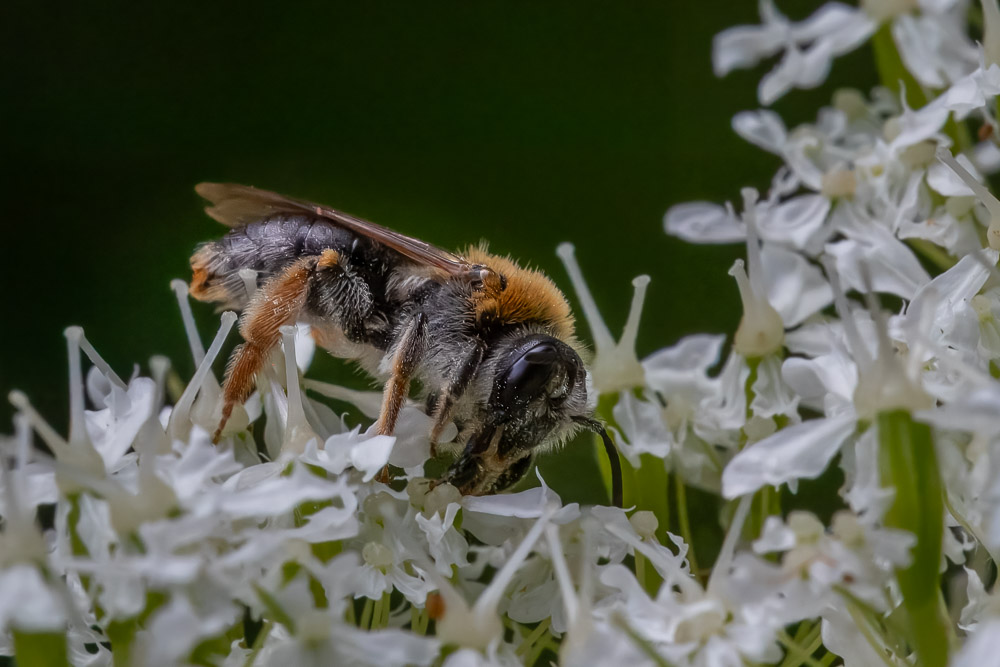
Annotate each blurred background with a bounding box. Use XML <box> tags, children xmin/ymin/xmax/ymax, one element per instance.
<box><xmin>2</xmin><ymin>1</ymin><xmax>876</xmax><ymax>503</ymax></box>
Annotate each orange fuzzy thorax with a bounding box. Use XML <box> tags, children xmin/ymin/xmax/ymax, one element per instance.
<box><xmin>463</xmin><ymin>244</ymin><xmax>578</xmax><ymax>345</ymax></box>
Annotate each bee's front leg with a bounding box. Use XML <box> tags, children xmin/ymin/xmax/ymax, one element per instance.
<box><xmin>428</xmin><ymin>341</ymin><xmax>486</xmax><ymax>453</ymax></box>
<box><xmin>443</xmin><ymin>431</ymin><xmax>533</xmax><ymax>496</ymax></box>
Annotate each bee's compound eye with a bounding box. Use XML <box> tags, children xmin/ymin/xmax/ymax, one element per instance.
<box><xmin>497</xmin><ymin>342</ymin><xmax>559</xmax><ymax>409</ymax></box>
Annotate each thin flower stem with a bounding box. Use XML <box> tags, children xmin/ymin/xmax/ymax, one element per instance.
<box><xmin>791</xmin><ymin>620</ymin><xmax>814</xmax><ymax>645</ymax></box>
<box><xmin>611</xmin><ymin>614</ymin><xmax>672</xmax><ymax>667</ymax></box>
<box><xmin>708</xmin><ymin>494</ymin><xmax>752</xmax><ymax>597</ymax></box>
<box><xmin>515</xmin><ymin>619</ymin><xmax>551</xmax><ymax>658</ymax></box>
<box><xmin>674</xmin><ymin>475</ymin><xmax>699</xmax><ymax>577</ymax></box>
<box><xmin>635</xmin><ymin>551</ymin><xmax>648</xmax><ymax>593</ymax></box>
<box><xmin>409</xmin><ymin>605</ymin><xmax>420</xmax><ymax>634</ymax></box>
<box><xmin>817</xmin><ymin>652</ymin><xmax>837</xmax><ymax>667</ymax></box>
<box><xmin>905</xmin><ymin>239</ymin><xmax>956</xmax><ymax>272</ymax></box>
<box><xmin>776</xmin><ymin>630</ymin><xmax>826</xmax><ymax>667</ymax></box>
<box><xmin>345</xmin><ymin>600</ymin><xmax>356</xmax><ymax>625</ymax></box>
<box><xmin>243</xmin><ymin>621</ymin><xmax>272</xmax><ymax>667</ymax></box>
<box><xmin>694</xmin><ymin>435</ymin><xmax>723</xmax><ymax>472</ymax></box>
<box><xmin>871</xmin><ymin>23</ymin><xmax>927</xmax><ymax>109</ymax></box>
<box><xmin>636</xmin><ymin>452</ymin><xmax>670</xmax><ymax>548</ymax></box>
<box><xmin>359</xmin><ymin>598</ymin><xmax>375</xmax><ymax>629</ymax></box>
<box><xmin>379</xmin><ymin>592</ymin><xmax>391</xmax><ymax>628</ymax></box>
<box><xmin>526</xmin><ymin>630</ymin><xmax>560</xmax><ymax>666</ymax></box>
<box><xmin>878</xmin><ymin>410</ymin><xmax>948</xmax><ymax>667</ymax></box>
<box><xmin>781</xmin><ymin>620</ymin><xmax>822</xmax><ymax>667</ymax></box>
<box><xmin>839</xmin><ymin>593</ymin><xmax>898</xmax><ymax>667</ymax></box>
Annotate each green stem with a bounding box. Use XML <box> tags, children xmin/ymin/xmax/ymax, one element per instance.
<box><xmin>906</xmin><ymin>239</ymin><xmax>956</xmax><ymax>272</ymax></box>
<box><xmin>635</xmin><ymin>551</ymin><xmax>649</xmax><ymax>594</ymax></box>
<box><xmin>379</xmin><ymin>592</ymin><xmax>391</xmax><ymax>628</ymax></box>
<box><xmin>369</xmin><ymin>595</ymin><xmax>384</xmax><ymax>630</ymax></box>
<box><xmin>872</xmin><ymin>24</ymin><xmax>927</xmax><ymax>108</ymax></box>
<box><xmin>243</xmin><ymin>621</ymin><xmax>272</xmax><ymax>667</ymax></box>
<box><xmin>776</xmin><ymin>630</ymin><xmax>826</xmax><ymax>667</ymax></box>
<box><xmin>636</xmin><ymin>453</ymin><xmax>670</xmax><ymax>545</ymax></box>
<box><xmin>516</xmin><ymin>618</ymin><xmax>552</xmax><ymax>658</ymax></box>
<box><xmin>674</xmin><ymin>475</ymin><xmax>699</xmax><ymax>577</ymax></box>
<box><xmin>611</xmin><ymin>614</ymin><xmax>672</xmax><ymax>667</ymax></box>
<box><xmin>14</xmin><ymin>631</ymin><xmax>69</xmax><ymax>667</ymax></box>
<box><xmin>359</xmin><ymin>598</ymin><xmax>375</xmax><ymax>629</ymax></box>
<box><xmin>345</xmin><ymin>599</ymin><xmax>356</xmax><ymax>625</ymax></box>
<box><xmin>877</xmin><ymin>410</ymin><xmax>948</xmax><ymax>667</ymax></box>
<box><xmin>840</xmin><ymin>593</ymin><xmax>897</xmax><ymax>667</ymax></box>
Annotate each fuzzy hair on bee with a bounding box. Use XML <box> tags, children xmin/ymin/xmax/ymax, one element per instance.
<box><xmin>189</xmin><ymin>183</ymin><xmax>622</xmax><ymax>505</ymax></box>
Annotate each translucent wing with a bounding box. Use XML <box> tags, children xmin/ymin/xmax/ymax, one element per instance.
<box><xmin>195</xmin><ymin>182</ymin><xmax>474</xmax><ymax>277</ymax></box>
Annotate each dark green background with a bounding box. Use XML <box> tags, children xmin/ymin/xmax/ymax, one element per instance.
<box><xmin>2</xmin><ymin>2</ymin><xmax>875</xmax><ymax>503</ymax></box>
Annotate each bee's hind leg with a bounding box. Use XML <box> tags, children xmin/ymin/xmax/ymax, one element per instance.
<box><xmin>213</xmin><ymin>250</ymin><xmax>340</xmax><ymax>442</ymax></box>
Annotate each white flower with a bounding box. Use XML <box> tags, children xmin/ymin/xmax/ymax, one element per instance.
<box><xmin>951</xmin><ymin>618</ymin><xmax>1000</xmax><ymax>667</ymax></box>
<box><xmin>713</xmin><ymin>1</ymin><xmax>876</xmax><ymax>104</ymax></box>
<box><xmin>556</xmin><ymin>243</ymin><xmax>649</xmax><ymax>394</ymax></box>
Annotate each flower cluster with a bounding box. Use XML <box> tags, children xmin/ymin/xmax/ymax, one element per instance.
<box><xmin>7</xmin><ymin>1</ymin><xmax>1000</xmax><ymax>665</ymax></box>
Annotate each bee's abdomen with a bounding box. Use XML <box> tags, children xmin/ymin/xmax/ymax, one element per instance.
<box><xmin>190</xmin><ymin>214</ymin><xmax>356</xmax><ymax>309</ymax></box>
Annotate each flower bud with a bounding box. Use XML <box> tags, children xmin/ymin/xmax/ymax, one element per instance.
<box><xmin>732</xmin><ymin>189</ymin><xmax>784</xmax><ymax>359</ymax></box>
<box><xmin>629</xmin><ymin>510</ymin><xmax>659</xmax><ymax>539</ymax></box>
<box><xmin>821</xmin><ymin>168</ymin><xmax>858</xmax><ymax>198</ymax></box>
<box><xmin>362</xmin><ymin>541</ymin><xmax>394</xmax><ymax>570</ymax></box>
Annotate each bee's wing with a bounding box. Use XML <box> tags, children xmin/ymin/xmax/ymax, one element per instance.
<box><xmin>195</xmin><ymin>182</ymin><xmax>474</xmax><ymax>277</ymax></box>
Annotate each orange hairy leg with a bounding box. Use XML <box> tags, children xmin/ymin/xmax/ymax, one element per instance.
<box><xmin>374</xmin><ymin>313</ymin><xmax>426</xmax><ymax>481</ymax></box>
<box><xmin>213</xmin><ymin>250</ymin><xmax>338</xmax><ymax>442</ymax></box>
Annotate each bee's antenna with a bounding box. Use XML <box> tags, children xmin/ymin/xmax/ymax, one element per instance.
<box><xmin>577</xmin><ymin>418</ymin><xmax>623</xmax><ymax>508</ymax></box>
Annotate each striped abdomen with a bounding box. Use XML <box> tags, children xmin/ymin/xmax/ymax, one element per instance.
<box><xmin>190</xmin><ymin>214</ymin><xmax>359</xmax><ymax>310</ymax></box>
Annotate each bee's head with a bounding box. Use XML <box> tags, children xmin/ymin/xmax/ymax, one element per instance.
<box><xmin>488</xmin><ymin>334</ymin><xmax>588</xmax><ymax>428</ymax></box>
<box><xmin>451</xmin><ymin>332</ymin><xmax>622</xmax><ymax>505</ymax></box>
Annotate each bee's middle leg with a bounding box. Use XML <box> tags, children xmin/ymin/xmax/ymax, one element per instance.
<box><xmin>373</xmin><ymin>312</ymin><xmax>426</xmax><ymax>482</ymax></box>
<box><xmin>375</xmin><ymin>312</ymin><xmax>427</xmax><ymax>435</ymax></box>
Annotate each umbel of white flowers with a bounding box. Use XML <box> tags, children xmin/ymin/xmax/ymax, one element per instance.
<box><xmin>10</xmin><ymin>1</ymin><xmax>1000</xmax><ymax>665</ymax></box>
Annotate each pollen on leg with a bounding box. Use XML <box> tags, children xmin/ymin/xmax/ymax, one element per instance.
<box><xmin>317</xmin><ymin>248</ymin><xmax>341</xmax><ymax>269</ymax></box>
<box><xmin>189</xmin><ymin>246</ymin><xmax>227</xmax><ymax>302</ymax></box>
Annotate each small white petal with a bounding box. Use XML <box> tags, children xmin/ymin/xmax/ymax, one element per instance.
<box><xmin>750</xmin><ymin>354</ymin><xmax>799</xmax><ymax>419</ymax></box>
<box><xmin>350</xmin><ymin>434</ymin><xmax>395</xmax><ymax>482</ymax></box>
<box><xmin>732</xmin><ymin>110</ymin><xmax>788</xmax><ymax>154</ymax></box>
<box><xmin>927</xmin><ymin>153</ymin><xmax>984</xmax><ymax>196</ymax></box>
<box><xmin>712</xmin><ymin>18</ymin><xmax>787</xmax><ymax>77</ymax></box>
<box><xmin>893</xmin><ymin>14</ymin><xmax>948</xmax><ymax>88</ymax></box>
<box><xmin>759</xmin><ymin>41</ymin><xmax>834</xmax><ymax>105</ymax></box>
<box><xmin>760</xmin><ymin>243</ymin><xmax>833</xmax><ymax>327</ymax></box>
<box><xmin>722</xmin><ymin>414</ymin><xmax>857</xmax><ymax>498</ymax></box>
<box><xmin>642</xmin><ymin>334</ymin><xmax>726</xmax><ymax>395</ymax></box>
<box><xmin>825</xmin><ymin>235</ymin><xmax>931</xmax><ymax>299</ymax></box>
<box><xmin>612</xmin><ymin>392</ymin><xmax>672</xmax><ymax>467</ymax></box>
<box><xmin>951</xmin><ymin>619</ymin><xmax>1000</xmax><ymax>667</ymax></box>
<box><xmin>753</xmin><ymin>516</ymin><xmax>797</xmax><ymax>553</ymax></box>
<box><xmin>664</xmin><ymin>201</ymin><xmax>745</xmax><ymax>243</ymax></box>
<box><xmin>756</xmin><ymin>195</ymin><xmax>831</xmax><ymax>251</ymax></box>
<box><xmin>0</xmin><ymin>566</ymin><xmax>67</xmax><ymax>631</ymax></box>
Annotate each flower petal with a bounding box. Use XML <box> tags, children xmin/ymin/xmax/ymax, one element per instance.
<box><xmin>721</xmin><ymin>414</ymin><xmax>856</xmax><ymax>498</ymax></box>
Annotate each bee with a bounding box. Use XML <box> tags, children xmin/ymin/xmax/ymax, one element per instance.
<box><xmin>189</xmin><ymin>183</ymin><xmax>622</xmax><ymax>505</ymax></box>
